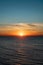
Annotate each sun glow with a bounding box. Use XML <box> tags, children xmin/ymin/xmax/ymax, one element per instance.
<box><xmin>17</xmin><ymin>31</ymin><xmax>25</xmax><ymax>36</ymax></box>
<box><xmin>19</xmin><ymin>32</ymin><xmax>24</xmax><ymax>36</ymax></box>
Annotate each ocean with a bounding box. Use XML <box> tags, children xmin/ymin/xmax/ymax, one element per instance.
<box><xmin>0</xmin><ymin>36</ymin><xmax>43</xmax><ymax>65</ymax></box>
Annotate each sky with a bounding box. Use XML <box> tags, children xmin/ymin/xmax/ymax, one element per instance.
<box><xmin>0</xmin><ymin>0</ymin><xmax>43</xmax><ymax>24</ymax></box>
<box><xmin>0</xmin><ymin>23</ymin><xmax>43</xmax><ymax>36</ymax></box>
<box><xmin>0</xmin><ymin>0</ymin><xmax>43</xmax><ymax>36</ymax></box>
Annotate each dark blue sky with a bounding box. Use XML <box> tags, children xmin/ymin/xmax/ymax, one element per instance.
<box><xmin>0</xmin><ymin>0</ymin><xmax>43</xmax><ymax>24</ymax></box>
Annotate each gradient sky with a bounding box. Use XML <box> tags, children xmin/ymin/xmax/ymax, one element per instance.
<box><xmin>0</xmin><ymin>0</ymin><xmax>43</xmax><ymax>24</ymax></box>
<box><xmin>0</xmin><ymin>23</ymin><xmax>43</xmax><ymax>36</ymax></box>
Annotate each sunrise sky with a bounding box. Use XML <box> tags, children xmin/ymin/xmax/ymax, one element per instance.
<box><xmin>0</xmin><ymin>0</ymin><xmax>43</xmax><ymax>36</ymax></box>
<box><xmin>0</xmin><ymin>23</ymin><xmax>43</xmax><ymax>36</ymax></box>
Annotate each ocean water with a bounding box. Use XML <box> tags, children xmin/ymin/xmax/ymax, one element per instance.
<box><xmin>0</xmin><ymin>36</ymin><xmax>43</xmax><ymax>65</ymax></box>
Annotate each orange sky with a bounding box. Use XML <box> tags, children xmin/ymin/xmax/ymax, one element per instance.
<box><xmin>0</xmin><ymin>30</ymin><xmax>40</xmax><ymax>36</ymax></box>
<box><xmin>0</xmin><ymin>23</ymin><xmax>43</xmax><ymax>36</ymax></box>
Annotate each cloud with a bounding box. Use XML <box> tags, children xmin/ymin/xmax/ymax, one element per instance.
<box><xmin>0</xmin><ymin>23</ymin><xmax>43</xmax><ymax>35</ymax></box>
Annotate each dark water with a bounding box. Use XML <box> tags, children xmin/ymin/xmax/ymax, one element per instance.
<box><xmin>0</xmin><ymin>36</ymin><xmax>43</xmax><ymax>65</ymax></box>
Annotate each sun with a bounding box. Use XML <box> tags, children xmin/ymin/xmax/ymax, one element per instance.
<box><xmin>18</xmin><ymin>32</ymin><xmax>24</xmax><ymax>36</ymax></box>
<box><xmin>19</xmin><ymin>32</ymin><xmax>24</xmax><ymax>36</ymax></box>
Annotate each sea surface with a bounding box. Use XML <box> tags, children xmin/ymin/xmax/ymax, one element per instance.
<box><xmin>0</xmin><ymin>36</ymin><xmax>43</xmax><ymax>65</ymax></box>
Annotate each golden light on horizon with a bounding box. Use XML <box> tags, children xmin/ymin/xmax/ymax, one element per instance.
<box><xmin>16</xmin><ymin>30</ymin><xmax>39</xmax><ymax>36</ymax></box>
<box><xmin>18</xmin><ymin>32</ymin><xmax>24</xmax><ymax>36</ymax></box>
<box><xmin>17</xmin><ymin>31</ymin><xmax>25</xmax><ymax>36</ymax></box>
<box><xmin>0</xmin><ymin>23</ymin><xmax>43</xmax><ymax>36</ymax></box>
<box><xmin>0</xmin><ymin>30</ymin><xmax>39</xmax><ymax>36</ymax></box>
